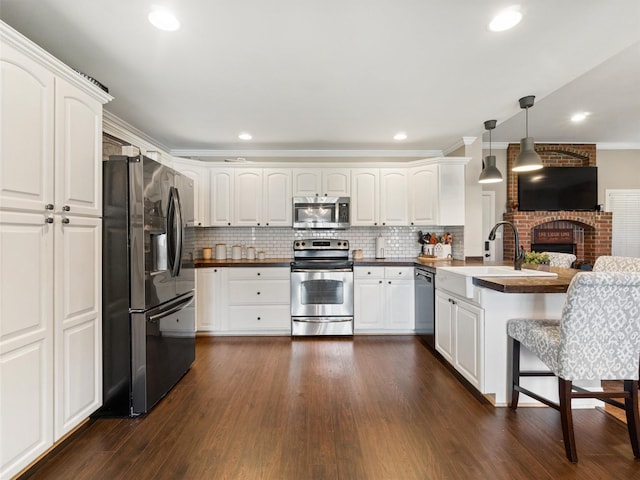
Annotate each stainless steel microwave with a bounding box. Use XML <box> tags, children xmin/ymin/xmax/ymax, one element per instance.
<box><xmin>292</xmin><ymin>196</ymin><xmax>350</xmax><ymax>229</ymax></box>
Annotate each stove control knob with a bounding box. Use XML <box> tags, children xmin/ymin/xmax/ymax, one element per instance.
<box><xmin>301</xmin><ymin>242</ymin><xmax>306</xmax><ymax>246</ymax></box>
<box><xmin>295</xmin><ymin>242</ymin><xmax>300</xmax><ymax>247</ymax></box>
<box><xmin>337</xmin><ymin>241</ymin><xmax>341</xmax><ymax>246</ymax></box>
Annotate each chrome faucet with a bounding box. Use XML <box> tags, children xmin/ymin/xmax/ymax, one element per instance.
<box><xmin>488</xmin><ymin>221</ymin><xmax>526</xmax><ymax>270</ymax></box>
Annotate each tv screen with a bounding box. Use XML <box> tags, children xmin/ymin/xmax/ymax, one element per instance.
<box><xmin>518</xmin><ymin>167</ymin><xmax>598</xmax><ymax>211</ymax></box>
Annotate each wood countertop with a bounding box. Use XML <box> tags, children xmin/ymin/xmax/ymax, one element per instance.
<box><xmin>194</xmin><ymin>257</ymin><xmax>468</xmax><ymax>269</ymax></box>
<box><xmin>471</xmin><ymin>266</ymin><xmax>579</xmax><ymax>294</ymax></box>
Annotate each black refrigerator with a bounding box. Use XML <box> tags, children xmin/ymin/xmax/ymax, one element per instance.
<box><xmin>99</xmin><ymin>154</ymin><xmax>195</xmax><ymax>416</ymax></box>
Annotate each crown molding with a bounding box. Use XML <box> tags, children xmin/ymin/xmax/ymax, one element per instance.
<box><xmin>170</xmin><ymin>148</ymin><xmax>443</xmax><ymax>158</ymax></box>
<box><xmin>103</xmin><ymin>110</ymin><xmax>171</xmax><ymax>153</ymax></box>
<box><xmin>596</xmin><ymin>142</ymin><xmax>640</xmax><ymax>150</ymax></box>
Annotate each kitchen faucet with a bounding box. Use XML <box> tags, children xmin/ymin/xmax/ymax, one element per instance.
<box><xmin>488</xmin><ymin>221</ymin><xmax>526</xmax><ymax>270</ymax></box>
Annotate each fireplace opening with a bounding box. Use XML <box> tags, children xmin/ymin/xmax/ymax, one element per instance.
<box><xmin>530</xmin><ymin>243</ymin><xmax>576</xmax><ymax>255</ymax></box>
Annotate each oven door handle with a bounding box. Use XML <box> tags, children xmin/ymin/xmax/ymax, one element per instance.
<box><xmin>293</xmin><ymin>317</ymin><xmax>354</xmax><ymax>323</ymax></box>
<box><xmin>291</xmin><ymin>268</ymin><xmax>353</xmax><ymax>273</ymax></box>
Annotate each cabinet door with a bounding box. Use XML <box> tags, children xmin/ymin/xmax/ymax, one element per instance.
<box><xmin>385</xmin><ymin>279</ymin><xmax>414</xmax><ymax>330</ymax></box>
<box><xmin>209</xmin><ymin>168</ymin><xmax>233</xmax><ymax>226</ymax></box>
<box><xmin>323</xmin><ymin>169</ymin><xmax>350</xmax><ymax>196</ymax></box>
<box><xmin>0</xmin><ymin>43</ymin><xmax>54</xmax><ymax>213</ymax></box>
<box><xmin>263</xmin><ymin>168</ymin><xmax>292</xmax><ymax>226</ymax></box>
<box><xmin>354</xmin><ymin>279</ymin><xmax>385</xmax><ymax>331</ymax></box>
<box><xmin>437</xmin><ymin>164</ymin><xmax>465</xmax><ymax>226</ymax></box>
<box><xmin>380</xmin><ymin>169</ymin><xmax>409</xmax><ymax>226</ymax></box>
<box><xmin>196</xmin><ymin>268</ymin><xmax>225</xmax><ymax>331</ymax></box>
<box><xmin>409</xmin><ymin>166</ymin><xmax>437</xmax><ymax>225</ymax></box>
<box><xmin>234</xmin><ymin>169</ymin><xmax>262</xmax><ymax>226</ymax></box>
<box><xmin>174</xmin><ymin>164</ymin><xmax>207</xmax><ymax>226</ymax></box>
<box><xmin>54</xmin><ymin>216</ymin><xmax>102</xmax><ymax>439</ymax></box>
<box><xmin>0</xmin><ymin>211</ymin><xmax>54</xmax><ymax>478</ymax></box>
<box><xmin>454</xmin><ymin>300</ymin><xmax>484</xmax><ymax>390</ymax></box>
<box><xmin>435</xmin><ymin>290</ymin><xmax>454</xmax><ymax>363</ymax></box>
<box><xmin>54</xmin><ymin>78</ymin><xmax>103</xmax><ymax>218</ymax></box>
<box><xmin>351</xmin><ymin>169</ymin><xmax>379</xmax><ymax>226</ymax></box>
<box><xmin>292</xmin><ymin>168</ymin><xmax>321</xmax><ymax>197</ymax></box>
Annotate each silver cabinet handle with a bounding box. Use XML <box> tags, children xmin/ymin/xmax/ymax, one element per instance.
<box><xmin>45</xmin><ymin>217</ymin><xmax>54</xmax><ymax>224</ymax></box>
<box><xmin>63</xmin><ymin>205</ymin><xmax>71</xmax><ymax>211</ymax></box>
<box><xmin>45</xmin><ymin>203</ymin><xmax>54</xmax><ymax>210</ymax></box>
<box><xmin>62</xmin><ymin>218</ymin><xmax>70</xmax><ymax>224</ymax></box>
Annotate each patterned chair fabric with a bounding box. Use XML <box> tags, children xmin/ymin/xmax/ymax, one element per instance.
<box><xmin>507</xmin><ymin>271</ymin><xmax>640</xmax><ymax>381</ymax></box>
<box><xmin>593</xmin><ymin>255</ymin><xmax>640</xmax><ymax>272</ymax></box>
<box><xmin>543</xmin><ymin>252</ymin><xmax>576</xmax><ymax>268</ymax></box>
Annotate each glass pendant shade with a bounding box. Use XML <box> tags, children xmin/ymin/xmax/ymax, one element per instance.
<box><xmin>513</xmin><ymin>137</ymin><xmax>543</xmax><ymax>171</ymax></box>
<box><xmin>478</xmin><ymin>155</ymin><xmax>503</xmax><ymax>183</ymax></box>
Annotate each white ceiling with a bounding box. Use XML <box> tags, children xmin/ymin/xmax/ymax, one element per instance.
<box><xmin>2</xmin><ymin>0</ymin><xmax>639</xmax><ymax>160</ymax></box>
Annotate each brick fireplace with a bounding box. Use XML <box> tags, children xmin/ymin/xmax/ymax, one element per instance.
<box><xmin>501</xmin><ymin>143</ymin><xmax>612</xmax><ymax>267</ymax></box>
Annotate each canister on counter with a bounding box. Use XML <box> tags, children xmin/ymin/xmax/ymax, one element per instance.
<box><xmin>215</xmin><ymin>243</ymin><xmax>227</xmax><ymax>259</ymax></box>
<box><xmin>231</xmin><ymin>245</ymin><xmax>242</xmax><ymax>260</ymax></box>
<box><xmin>247</xmin><ymin>246</ymin><xmax>256</xmax><ymax>260</ymax></box>
<box><xmin>202</xmin><ymin>247</ymin><xmax>212</xmax><ymax>260</ymax></box>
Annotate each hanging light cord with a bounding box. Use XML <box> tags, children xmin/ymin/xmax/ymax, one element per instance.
<box><xmin>525</xmin><ymin>106</ymin><xmax>529</xmax><ymax>137</ymax></box>
<box><xmin>488</xmin><ymin>128</ymin><xmax>492</xmax><ymax>156</ymax></box>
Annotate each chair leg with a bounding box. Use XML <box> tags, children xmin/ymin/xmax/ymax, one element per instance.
<box><xmin>559</xmin><ymin>378</ymin><xmax>578</xmax><ymax>462</ymax></box>
<box><xmin>510</xmin><ymin>337</ymin><xmax>520</xmax><ymax>410</ymax></box>
<box><xmin>623</xmin><ymin>380</ymin><xmax>640</xmax><ymax>459</ymax></box>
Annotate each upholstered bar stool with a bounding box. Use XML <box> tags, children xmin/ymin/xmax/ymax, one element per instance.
<box><xmin>543</xmin><ymin>252</ymin><xmax>576</xmax><ymax>268</ymax></box>
<box><xmin>507</xmin><ymin>271</ymin><xmax>640</xmax><ymax>462</ymax></box>
<box><xmin>593</xmin><ymin>255</ymin><xmax>640</xmax><ymax>273</ymax></box>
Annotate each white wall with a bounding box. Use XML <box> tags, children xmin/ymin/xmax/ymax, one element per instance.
<box><xmin>462</xmin><ymin>137</ymin><xmax>483</xmax><ymax>258</ymax></box>
<box><xmin>596</xmin><ymin>149</ymin><xmax>640</xmax><ymax>203</ymax></box>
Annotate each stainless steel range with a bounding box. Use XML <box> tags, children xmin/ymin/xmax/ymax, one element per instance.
<box><xmin>290</xmin><ymin>239</ymin><xmax>354</xmax><ymax>336</ymax></box>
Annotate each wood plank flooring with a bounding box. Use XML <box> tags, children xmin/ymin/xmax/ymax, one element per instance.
<box><xmin>19</xmin><ymin>336</ymin><xmax>640</xmax><ymax>479</ymax></box>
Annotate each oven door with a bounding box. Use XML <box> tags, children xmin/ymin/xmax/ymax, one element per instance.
<box><xmin>290</xmin><ymin>269</ymin><xmax>354</xmax><ymax>318</ymax></box>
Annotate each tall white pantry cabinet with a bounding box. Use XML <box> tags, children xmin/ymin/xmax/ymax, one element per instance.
<box><xmin>0</xmin><ymin>22</ymin><xmax>112</xmax><ymax>479</ymax></box>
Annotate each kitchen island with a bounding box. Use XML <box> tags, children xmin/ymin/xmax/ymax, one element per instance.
<box><xmin>434</xmin><ymin>265</ymin><xmax>594</xmax><ymax>407</ymax></box>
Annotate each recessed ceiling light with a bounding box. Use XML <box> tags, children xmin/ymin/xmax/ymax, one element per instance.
<box><xmin>148</xmin><ymin>8</ymin><xmax>180</xmax><ymax>31</ymax></box>
<box><xmin>571</xmin><ymin>112</ymin><xmax>590</xmax><ymax>122</ymax></box>
<box><xmin>393</xmin><ymin>132</ymin><xmax>408</xmax><ymax>141</ymax></box>
<box><xmin>489</xmin><ymin>7</ymin><xmax>523</xmax><ymax>32</ymax></box>
<box><xmin>238</xmin><ymin>133</ymin><xmax>253</xmax><ymax>140</ymax></box>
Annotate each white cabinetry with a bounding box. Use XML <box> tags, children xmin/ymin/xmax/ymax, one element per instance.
<box><xmin>196</xmin><ymin>268</ymin><xmax>225</xmax><ymax>331</ymax></box>
<box><xmin>351</xmin><ymin>169</ymin><xmax>409</xmax><ymax>226</ymax></box>
<box><xmin>0</xmin><ymin>24</ymin><xmax>110</xmax><ymax>478</ymax></box>
<box><xmin>173</xmin><ymin>160</ymin><xmax>208</xmax><ymax>226</ymax></box>
<box><xmin>435</xmin><ymin>290</ymin><xmax>484</xmax><ymax>391</ymax></box>
<box><xmin>354</xmin><ymin>267</ymin><xmax>414</xmax><ymax>333</ymax></box>
<box><xmin>209</xmin><ymin>168</ymin><xmax>291</xmax><ymax>226</ymax></box>
<box><xmin>292</xmin><ymin>168</ymin><xmax>350</xmax><ymax>197</ymax></box>
<box><xmin>196</xmin><ymin>268</ymin><xmax>290</xmax><ymax>334</ymax></box>
<box><xmin>209</xmin><ymin>168</ymin><xmax>234</xmax><ymax>226</ymax></box>
<box><xmin>409</xmin><ymin>164</ymin><xmax>465</xmax><ymax>226</ymax></box>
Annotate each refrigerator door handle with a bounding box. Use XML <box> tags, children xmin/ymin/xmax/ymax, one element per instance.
<box><xmin>167</xmin><ymin>186</ymin><xmax>183</xmax><ymax>278</ymax></box>
<box><xmin>173</xmin><ymin>187</ymin><xmax>184</xmax><ymax>278</ymax></box>
<box><xmin>148</xmin><ymin>295</ymin><xmax>194</xmax><ymax>323</ymax></box>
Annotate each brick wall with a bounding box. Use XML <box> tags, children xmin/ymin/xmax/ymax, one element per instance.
<box><xmin>502</xmin><ymin>143</ymin><xmax>611</xmax><ymax>266</ymax></box>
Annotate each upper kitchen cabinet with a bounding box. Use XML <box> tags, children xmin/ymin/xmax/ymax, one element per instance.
<box><xmin>209</xmin><ymin>168</ymin><xmax>234</xmax><ymax>226</ymax></box>
<box><xmin>379</xmin><ymin>169</ymin><xmax>409</xmax><ymax>226</ymax></box>
<box><xmin>0</xmin><ymin>41</ymin><xmax>54</xmax><ymax>212</ymax></box>
<box><xmin>351</xmin><ymin>168</ymin><xmax>408</xmax><ymax>226</ymax></box>
<box><xmin>263</xmin><ymin>168</ymin><xmax>292</xmax><ymax>226</ymax></box>
<box><xmin>409</xmin><ymin>163</ymin><xmax>466</xmax><ymax>226</ymax></box>
<box><xmin>172</xmin><ymin>160</ymin><xmax>208</xmax><ymax>226</ymax></box>
<box><xmin>209</xmin><ymin>167</ymin><xmax>291</xmax><ymax>227</ymax></box>
<box><xmin>292</xmin><ymin>168</ymin><xmax>350</xmax><ymax>197</ymax></box>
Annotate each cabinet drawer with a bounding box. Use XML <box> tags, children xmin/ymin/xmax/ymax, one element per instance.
<box><xmin>228</xmin><ymin>279</ymin><xmax>290</xmax><ymax>305</ymax></box>
<box><xmin>385</xmin><ymin>267</ymin><xmax>413</xmax><ymax>278</ymax></box>
<box><xmin>354</xmin><ymin>267</ymin><xmax>384</xmax><ymax>279</ymax></box>
<box><xmin>228</xmin><ymin>267</ymin><xmax>289</xmax><ymax>280</ymax></box>
<box><xmin>227</xmin><ymin>305</ymin><xmax>291</xmax><ymax>330</ymax></box>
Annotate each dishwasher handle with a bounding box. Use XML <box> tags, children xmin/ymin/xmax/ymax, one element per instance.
<box><xmin>416</xmin><ymin>272</ymin><xmax>433</xmax><ymax>283</ymax></box>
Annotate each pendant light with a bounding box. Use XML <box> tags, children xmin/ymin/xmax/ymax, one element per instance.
<box><xmin>513</xmin><ymin>95</ymin><xmax>543</xmax><ymax>171</ymax></box>
<box><xmin>478</xmin><ymin>119</ymin><xmax>503</xmax><ymax>183</ymax></box>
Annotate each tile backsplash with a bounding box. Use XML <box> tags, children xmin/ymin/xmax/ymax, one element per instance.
<box><xmin>192</xmin><ymin>225</ymin><xmax>464</xmax><ymax>260</ymax></box>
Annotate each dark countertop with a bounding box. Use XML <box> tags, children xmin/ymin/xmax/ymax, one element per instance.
<box><xmin>194</xmin><ymin>258</ymin><xmax>292</xmax><ymax>268</ymax></box>
<box><xmin>471</xmin><ymin>266</ymin><xmax>578</xmax><ymax>294</ymax></box>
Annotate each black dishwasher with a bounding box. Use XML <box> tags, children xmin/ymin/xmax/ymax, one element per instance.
<box><xmin>415</xmin><ymin>266</ymin><xmax>435</xmax><ymax>349</ymax></box>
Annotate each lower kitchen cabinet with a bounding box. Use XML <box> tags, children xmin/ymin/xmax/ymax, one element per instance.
<box><xmin>196</xmin><ymin>267</ymin><xmax>290</xmax><ymax>335</ymax></box>
<box><xmin>435</xmin><ymin>289</ymin><xmax>484</xmax><ymax>390</ymax></box>
<box><xmin>354</xmin><ymin>267</ymin><xmax>415</xmax><ymax>333</ymax></box>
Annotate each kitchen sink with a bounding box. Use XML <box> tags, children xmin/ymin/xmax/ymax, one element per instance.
<box><xmin>436</xmin><ymin>266</ymin><xmax>557</xmax><ymax>299</ymax></box>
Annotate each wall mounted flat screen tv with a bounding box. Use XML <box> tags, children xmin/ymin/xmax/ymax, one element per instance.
<box><xmin>518</xmin><ymin>167</ymin><xmax>598</xmax><ymax>211</ymax></box>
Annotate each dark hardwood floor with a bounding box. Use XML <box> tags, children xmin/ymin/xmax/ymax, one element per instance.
<box><xmin>20</xmin><ymin>336</ymin><xmax>640</xmax><ymax>479</ymax></box>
